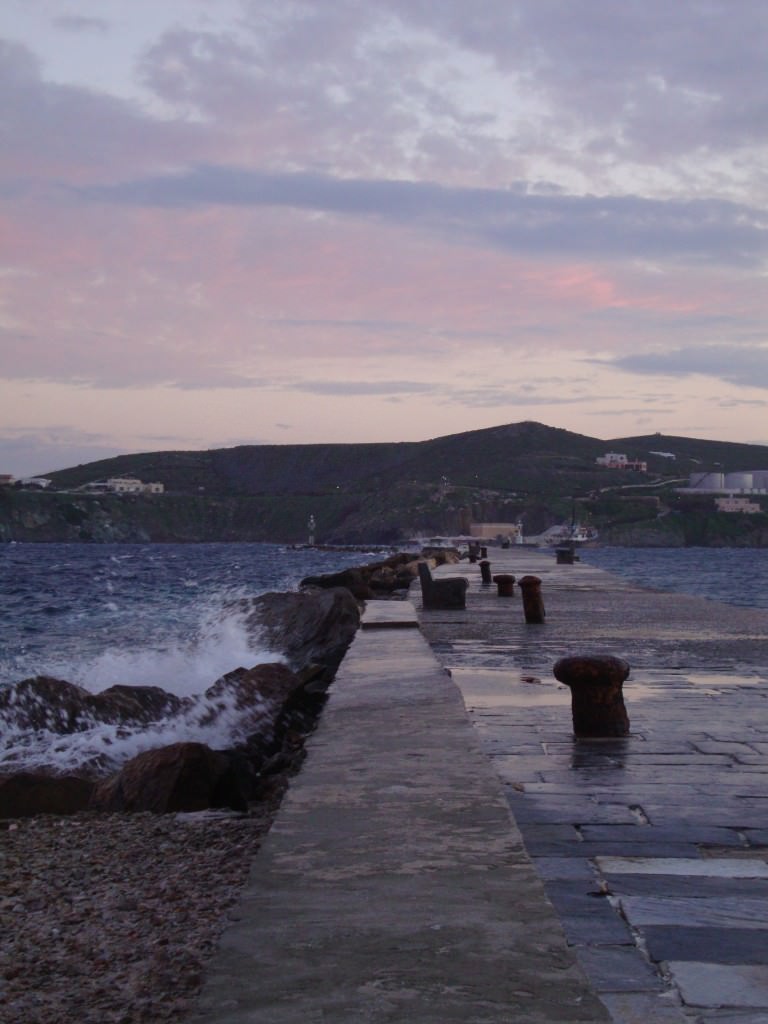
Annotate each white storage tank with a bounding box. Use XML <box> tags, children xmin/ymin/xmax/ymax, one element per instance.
<box><xmin>725</xmin><ymin>472</ymin><xmax>754</xmax><ymax>491</ymax></box>
<box><xmin>690</xmin><ymin>472</ymin><xmax>724</xmax><ymax>490</ymax></box>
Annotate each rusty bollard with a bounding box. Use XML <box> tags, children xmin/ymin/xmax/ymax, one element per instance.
<box><xmin>553</xmin><ymin>655</ymin><xmax>630</xmax><ymax>738</ymax></box>
<box><xmin>518</xmin><ymin>574</ymin><xmax>545</xmax><ymax>623</ymax></box>
<box><xmin>480</xmin><ymin>559</ymin><xmax>493</xmax><ymax>584</ymax></box>
<box><xmin>492</xmin><ymin>573</ymin><xmax>515</xmax><ymax>596</ymax></box>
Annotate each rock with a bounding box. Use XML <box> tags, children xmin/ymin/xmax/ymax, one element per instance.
<box><xmin>300</xmin><ymin>550</ymin><xmax>429</xmax><ymax>599</ymax></box>
<box><xmin>421</xmin><ymin>547</ymin><xmax>461</xmax><ymax>565</ymax></box>
<box><xmin>239</xmin><ymin>586</ymin><xmax>361</xmax><ymax>682</ymax></box>
<box><xmin>90</xmin><ymin>742</ymin><xmax>252</xmax><ymax>813</ymax></box>
<box><xmin>197</xmin><ymin>662</ymin><xmax>304</xmax><ymax>746</ymax></box>
<box><xmin>93</xmin><ymin>684</ymin><xmax>186</xmax><ymax>723</ymax></box>
<box><xmin>0</xmin><ymin>676</ymin><xmax>187</xmax><ymax>735</ymax></box>
<box><xmin>0</xmin><ymin>771</ymin><xmax>95</xmax><ymax>818</ymax></box>
<box><xmin>300</xmin><ymin>567</ymin><xmax>373</xmax><ymax>599</ymax></box>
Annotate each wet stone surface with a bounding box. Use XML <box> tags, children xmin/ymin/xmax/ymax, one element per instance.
<box><xmin>418</xmin><ymin>551</ymin><xmax>768</xmax><ymax>1021</ymax></box>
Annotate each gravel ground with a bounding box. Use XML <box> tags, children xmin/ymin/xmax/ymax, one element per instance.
<box><xmin>0</xmin><ymin>791</ymin><xmax>285</xmax><ymax>1024</ymax></box>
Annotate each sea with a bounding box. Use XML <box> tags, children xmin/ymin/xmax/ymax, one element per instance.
<box><xmin>577</xmin><ymin>546</ymin><xmax>768</xmax><ymax>610</ymax></box>
<box><xmin>0</xmin><ymin>542</ymin><xmax>384</xmax><ymax>773</ymax></box>
<box><xmin>2</xmin><ymin>542</ymin><xmax>767</xmax><ymax>773</ymax></box>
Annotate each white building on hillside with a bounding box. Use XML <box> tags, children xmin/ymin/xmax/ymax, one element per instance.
<box><xmin>20</xmin><ymin>477</ymin><xmax>51</xmax><ymax>489</ymax></box>
<box><xmin>107</xmin><ymin>477</ymin><xmax>164</xmax><ymax>494</ymax></box>
<box><xmin>716</xmin><ymin>496</ymin><xmax>761</xmax><ymax>514</ymax></box>
<box><xmin>596</xmin><ymin>452</ymin><xmax>648</xmax><ymax>472</ymax></box>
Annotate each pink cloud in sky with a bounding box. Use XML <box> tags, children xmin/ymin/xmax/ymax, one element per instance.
<box><xmin>1</xmin><ymin>1</ymin><xmax>767</xmax><ymax>475</ymax></box>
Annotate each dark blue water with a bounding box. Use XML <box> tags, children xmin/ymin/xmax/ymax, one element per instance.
<box><xmin>0</xmin><ymin>542</ymin><xmax>382</xmax><ymax>691</ymax></box>
<box><xmin>578</xmin><ymin>546</ymin><xmax>768</xmax><ymax>610</ymax></box>
<box><xmin>4</xmin><ymin>544</ymin><xmax>767</xmax><ymax>694</ymax></box>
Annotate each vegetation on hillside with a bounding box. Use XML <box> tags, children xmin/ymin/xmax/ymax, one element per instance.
<box><xmin>4</xmin><ymin>421</ymin><xmax>768</xmax><ymax>544</ymax></box>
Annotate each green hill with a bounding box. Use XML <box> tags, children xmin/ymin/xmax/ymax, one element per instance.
<box><xmin>3</xmin><ymin>421</ymin><xmax>767</xmax><ymax>544</ymax></box>
<box><xmin>45</xmin><ymin>422</ymin><xmax>615</xmax><ymax>496</ymax></box>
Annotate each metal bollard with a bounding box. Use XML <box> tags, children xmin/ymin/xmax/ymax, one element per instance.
<box><xmin>480</xmin><ymin>546</ymin><xmax>488</xmax><ymax>559</ymax></box>
<box><xmin>492</xmin><ymin>573</ymin><xmax>515</xmax><ymax>596</ymax></box>
<box><xmin>553</xmin><ymin>655</ymin><xmax>630</xmax><ymax>737</ymax></box>
<box><xmin>480</xmin><ymin>559</ymin><xmax>493</xmax><ymax>584</ymax></box>
<box><xmin>518</xmin><ymin>575</ymin><xmax>545</xmax><ymax>623</ymax></box>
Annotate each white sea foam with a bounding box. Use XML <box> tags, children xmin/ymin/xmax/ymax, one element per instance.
<box><xmin>27</xmin><ymin>607</ymin><xmax>282</xmax><ymax>698</ymax></box>
<box><xmin>0</xmin><ymin>604</ymin><xmax>286</xmax><ymax>774</ymax></box>
<box><xmin>0</xmin><ymin>682</ymin><xmax>274</xmax><ymax>776</ymax></box>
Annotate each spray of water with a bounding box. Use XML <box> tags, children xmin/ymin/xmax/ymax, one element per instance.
<box><xmin>0</xmin><ymin>602</ymin><xmax>286</xmax><ymax>774</ymax></box>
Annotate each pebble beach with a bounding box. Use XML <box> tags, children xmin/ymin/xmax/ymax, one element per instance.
<box><xmin>1</xmin><ymin>799</ymin><xmax>281</xmax><ymax>1024</ymax></box>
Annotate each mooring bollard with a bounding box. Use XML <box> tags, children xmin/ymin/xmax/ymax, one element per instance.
<box><xmin>518</xmin><ymin>575</ymin><xmax>545</xmax><ymax>623</ymax></box>
<box><xmin>553</xmin><ymin>655</ymin><xmax>630</xmax><ymax>737</ymax></box>
<box><xmin>480</xmin><ymin>546</ymin><xmax>488</xmax><ymax>559</ymax></box>
<box><xmin>492</xmin><ymin>573</ymin><xmax>515</xmax><ymax>596</ymax></box>
<box><xmin>480</xmin><ymin>559</ymin><xmax>492</xmax><ymax>584</ymax></box>
<box><xmin>555</xmin><ymin>545</ymin><xmax>575</xmax><ymax>565</ymax></box>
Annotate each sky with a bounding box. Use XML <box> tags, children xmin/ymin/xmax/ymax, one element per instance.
<box><xmin>1</xmin><ymin>0</ymin><xmax>767</xmax><ymax>476</ymax></box>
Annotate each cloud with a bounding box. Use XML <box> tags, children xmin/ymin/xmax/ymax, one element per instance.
<box><xmin>53</xmin><ymin>15</ymin><xmax>110</xmax><ymax>34</ymax></box>
<box><xmin>0</xmin><ymin>39</ymin><xmax>204</xmax><ymax>180</ymax></box>
<box><xmin>717</xmin><ymin>397</ymin><xmax>768</xmax><ymax>408</ymax></box>
<box><xmin>75</xmin><ymin>165</ymin><xmax>768</xmax><ymax>267</ymax></box>
<box><xmin>610</xmin><ymin>345</ymin><xmax>768</xmax><ymax>389</ymax></box>
<box><xmin>443</xmin><ymin>385</ymin><xmax>590</xmax><ymax>409</ymax></box>
<box><xmin>2</xmin><ymin>0</ymin><xmax>768</xmax><ymax>461</ymax></box>
<box><xmin>0</xmin><ymin>426</ymin><xmax>129</xmax><ymax>476</ymax></box>
<box><xmin>385</xmin><ymin>0</ymin><xmax>768</xmax><ymax>159</ymax></box>
<box><xmin>291</xmin><ymin>379</ymin><xmax>433</xmax><ymax>396</ymax></box>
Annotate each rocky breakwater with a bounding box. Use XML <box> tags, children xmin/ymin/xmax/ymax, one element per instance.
<box><xmin>300</xmin><ymin>546</ymin><xmax>461</xmax><ymax>599</ymax></box>
<box><xmin>0</xmin><ymin>581</ymin><xmax>368</xmax><ymax>1024</ymax></box>
<box><xmin>0</xmin><ymin>552</ymin><xmax>446</xmax><ymax>1024</ymax></box>
<box><xmin>0</xmin><ymin>586</ymin><xmax>361</xmax><ymax>819</ymax></box>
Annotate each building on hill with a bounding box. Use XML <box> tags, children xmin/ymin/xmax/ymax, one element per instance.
<box><xmin>469</xmin><ymin>522</ymin><xmax>523</xmax><ymax>543</ymax></box>
<box><xmin>715</xmin><ymin>496</ymin><xmax>762</xmax><ymax>514</ymax></box>
<box><xmin>596</xmin><ymin>452</ymin><xmax>647</xmax><ymax>472</ymax></box>
<box><xmin>19</xmin><ymin>477</ymin><xmax>51</xmax><ymax>489</ymax></box>
<box><xmin>106</xmin><ymin>478</ymin><xmax>165</xmax><ymax>494</ymax></box>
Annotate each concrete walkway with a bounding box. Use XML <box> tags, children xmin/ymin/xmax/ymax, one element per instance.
<box><xmin>193</xmin><ymin>548</ymin><xmax>768</xmax><ymax>1023</ymax></box>
<box><xmin>191</xmin><ymin>584</ymin><xmax>610</xmax><ymax>1023</ymax></box>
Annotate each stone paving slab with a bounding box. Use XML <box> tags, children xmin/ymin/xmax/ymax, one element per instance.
<box><xmin>191</xmin><ymin>603</ymin><xmax>609</xmax><ymax>1023</ymax></box>
<box><xmin>643</xmin><ymin>926</ymin><xmax>768</xmax><ymax>965</ymax></box>
<box><xmin>617</xmin><ymin>895</ymin><xmax>768</xmax><ymax>929</ymax></box>
<box><xmin>360</xmin><ymin>600</ymin><xmax>419</xmax><ymax>629</ymax></box>
<box><xmin>669</xmin><ymin>963</ymin><xmax>768</xmax><ymax>1009</ymax></box>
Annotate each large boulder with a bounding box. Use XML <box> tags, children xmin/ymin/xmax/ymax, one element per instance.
<box><xmin>300</xmin><ymin>567</ymin><xmax>373</xmax><ymax>600</ymax></box>
<box><xmin>0</xmin><ymin>676</ymin><xmax>186</xmax><ymax>735</ymax></box>
<box><xmin>0</xmin><ymin>772</ymin><xmax>95</xmax><ymax>819</ymax></box>
<box><xmin>90</xmin><ymin>741</ymin><xmax>252</xmax><ymax>813</ymax></box>
<box><xmin>196</xmin><ymin>662</ymin><xmax>305</xmax><ymax>754</ymax></box>
<box><xmin>239</xmin><ymin>587</ymin><xmax>360</xmax><ymax>682</ymax></box>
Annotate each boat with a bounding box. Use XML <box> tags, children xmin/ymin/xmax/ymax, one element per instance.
<box><xmin>569</xmin><ymin>525</ymin><xmax>598</xmax><ymax>544</ymax></box>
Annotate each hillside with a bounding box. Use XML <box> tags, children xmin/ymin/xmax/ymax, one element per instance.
<box><xmin>3</xmin><ymin>421</ymin><xmax>768</xmax><ymax>544</ymax></box>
